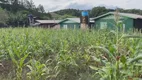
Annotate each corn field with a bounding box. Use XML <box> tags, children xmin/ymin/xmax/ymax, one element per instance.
<box><xmin>0</xmin><ymin>28</ymin><xmax>142</xmax><ymax>80</ymax></box>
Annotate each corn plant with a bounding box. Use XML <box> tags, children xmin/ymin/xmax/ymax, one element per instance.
<box><xmin>26</xmin><ymin>59</ymin><xmax>47</xmax><ymax>80</ymax></box>
<box><xmin>8</xmin><ymin>46</ymin><xmax>29</xmax><ymax>80</ymax></box>
<box><xmin>0</xmin><ymin>28</ymin><xmax>141</xmax><ymax>80</ymax></box>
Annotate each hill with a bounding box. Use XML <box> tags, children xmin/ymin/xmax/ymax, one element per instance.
<box><xmin>54</xmin><ymin>9</ymin><xmax>82</xmax><ymax>17</ymax></box>
<box><xmin>1</xmin><ymin>0</ymin><xmax>142</xmax><ymax>27</ymax></box>
<box><xmin>52</xmin><ymin>7</ymin><xmax>142</xmax><ymax>18</ymax></box>
<box><xmin>0</xmin><ymin>0</ymin><xmax>52</xmax><ymax>27</ymax></box>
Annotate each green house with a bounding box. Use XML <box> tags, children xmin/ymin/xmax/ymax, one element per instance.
<box><xmin>59</xmin><ymin>18</ymin><xmax>80</xmax><ymax>29</ymax></box>
<box><xmin>58</xmin><ymin>18</ymin><xmax>95</xmax><ymax>29</ymax></box>
<box><xmin>93</xmin><ymin>12</ymin><xmax>142</xmax><ymax>31</ymax></box>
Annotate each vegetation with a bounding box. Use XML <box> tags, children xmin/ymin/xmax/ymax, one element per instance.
<box><xmin>0</xmin><ymin>8</ymin><xmax>8</xmax><ymax>27</ymax></box>
<box><xmin>0</xmin><ymin>0</ymin><xmax>52</xmax><ymax>27</ymax></box>
<box><xmin>0</xmin><ymin>1</ymin><xmax>142</xmax><ymax>80</ymax></box>
<box><xmin>0</xmin><ymin>28</ymin><xmax>141</xmax><ymax>80</ymax></box>
<box><xmin>54</xmin><ymin>9</ymin><xmax>81</xmax><ymax>17</ymax></box>
<box><xmin>1</xmin><ymin>0</ymin><xmax>142</xmax><ymax>27</ymax></box>
<box><xmin>54</xmin><ymin>7</ymin><xmax>142</xmax><ymax>18</ymax></box>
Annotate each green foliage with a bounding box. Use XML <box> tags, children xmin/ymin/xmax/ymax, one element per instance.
<box><xmin>7</xmin><ymin>11</ymin><xmax>28</xmax><ymax>27</ymax></box>
<box><xmin>55</xmin><ymin>9</ymin><xmax>81</xmax><ymax>17</ymax></box>
<box><xmin>0</xmin><ymin>28</ymin><xmax>141</xmax><ymax>80</ymax></box>
<box><xmin>90</xmin><ymin>7</ymin><xmax>109</xmax><ymax>17</ymax></box>
<box><xmin>27</xmin><ymin>59</ymin><xmax>47</xmax><ymax>80</ymax></box>
<box><xmin>53</xmin><ymin>7</ymin><xmax>142</xmax><ymax>19</ymax></box>
<box><xmin>0</xmin><ymin>0</ymin><xmax>51</xmax><ymax>27</ymax></box>
<box><xmin>61</xmin><ymin>14</ymin><xmax>76</xmax><ymax>19</ymax></box>
<box><xmin>0</xmin><ymin>8</ymin><xmax>8</xmax><ymax>25</ymax></box>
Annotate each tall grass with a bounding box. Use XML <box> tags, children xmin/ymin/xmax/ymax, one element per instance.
<box><xmin>0</xmin><ymin>28</ymin><xmax>142</xmax><ymax>80</ymax></box>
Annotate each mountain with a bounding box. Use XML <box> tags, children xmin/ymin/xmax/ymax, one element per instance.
<box><xmin>54</xmin><ymin>9</ymin><xmax>82</xmax><ymax>17</ymax></box>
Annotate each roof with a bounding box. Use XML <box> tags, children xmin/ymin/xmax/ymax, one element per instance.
<box><xmin>67</xmin><ymin>18</ymin><xmax>81</xmax><ymax>23</ymax></box>
<box><xmin>59</xmin><ymin>18</ymin><xmax>95</xmax><ymax>23</ymax></box>
<box><xmin>36</xmin><ymin>20</ymin><xmax>61</xmax><ymax>24</ymax></box>
<box><xmin>59</xmin><ymin>18</ymin><xmax>80</xmax><ymax>23</ymax></box>
<box><xmin>93</xmin><ymin>12</ymin><xmax>142</xmax><ymax>20</ymax></box>
<box><xmin>90</xmin><ymin>18</ymin><xmax>95</xmax><ymax>23</ymax></box>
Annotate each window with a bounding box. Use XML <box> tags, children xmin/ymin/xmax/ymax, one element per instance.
<box><xmin>122</xmin><ymin>24</ymin><xmax>125</xmax><ymax>32</ymax></box>
<box><xmin>63</xmin><ymin>25</ymin><xmax>67</xmax><ymax>29</ymax></box>
<box><xmin>100</xmin><ymin>22</ymin><xmax>107</xmax><ymax>29</ymax></box>
<box><xmin>74</xmin><ymin>25</ymin><xmax>76</xmax><ymax>29</ymax></box>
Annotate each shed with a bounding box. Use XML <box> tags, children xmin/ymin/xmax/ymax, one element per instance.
<box><xmin>59</xmin><ymin>18</ymin><xmax>95</xmax><ymax>29</ymax></box>
<box><xmin>36</xmin><ymin>20</ymin><xmax>61</xmax><ymax>28</ymax></box>
<box><xmin>93</xmin><ymin>12</ymin><xmax>142</xmax><ymax>31</ymax></box>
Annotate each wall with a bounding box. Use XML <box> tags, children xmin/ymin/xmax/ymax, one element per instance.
<box><xmin>60</xmin><ymin>23</ymin><xmax>80</xmax><ymax>29</ymax></box>
<box><xmin>53</xmin><ymin>24</ymin><xmax>60</xmax><ymax>29</ymax></box>
<box><xmin>60</xmin><ymin>20</ymin><xmax>80</xmax><ymax>29</ymax></box>
<box><xmin>134</xmin><ymin>19</ymin><xmax>142</xmax><ymax>30</ymax></box>
<box><xmin>95</xmin><ymin>14</ymin><xmax>134</xmax><ymax>31</ymax></box>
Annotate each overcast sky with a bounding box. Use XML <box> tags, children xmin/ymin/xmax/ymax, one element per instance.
<box><xmin>32</xmin><ymin>0</ymin><xmax>141</xmax><ymax>12</ymax></box>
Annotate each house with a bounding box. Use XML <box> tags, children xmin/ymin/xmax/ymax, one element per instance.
<box><xmin>58</xmin><ymin>18</ymin><xmax>95</xmax><ymax>29</ymax></box>
<box><xmin>35</xmin><ymin>20</ymin><xmax>61</xmax><ymax>28</ymax></box>
<box><xmin>59</xmin><ymin>18</ymin><xmax>80</xmax><ymax>29</ymax></box>
<box><xmin>93</xmin><ymin>12</ymin><xmax>142</xmax><ymax>31</ymax></box>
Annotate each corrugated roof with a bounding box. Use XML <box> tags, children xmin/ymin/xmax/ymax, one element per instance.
<box><xmin>90</xmin><ymin>18</ymin><xmax>95</xmax><ymax>23</ymax></box>
<box><xmin>36</xmin><ymin>20</ymin><xmax>61</xmax><ymax>24</ymax></box>
<box><xmin>93</xmin><ymin>12</ymin><xmax>142</xmax><ymax>20</ymax></box>
<box><xmin>67</xmin><ymin>18</ymin><xmax>80</xmax><ymax>23</ymax></box>
<box><xmin>59</xmin><ymin>18</ymin><xmax>95</xmax><ymax>23</ymax></box>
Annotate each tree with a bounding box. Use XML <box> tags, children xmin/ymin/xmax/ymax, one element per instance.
<box><xmin>55</xmin><ymin>9</ymin><xmax>81</xmax><ymax>17</ymax></box>
<box><xmin>7</xmin><ymin>10</ymin><xmax>29</xmax><ymax>27</ymax></box>
<box><xmin>0</xmin><ymin>8</ymin><xmax>8</xmax><ymax>24</ymax></box>
<box><xmin>0</xmin><ymin>0</ymin><xmax>52</xmax><ymax>27</ymax></box>
<box><xmin>24</xmin><ymin>0</ymin><xmax>36</xmax><ymax>10</ymax></box>
<box><xmin>0</xmin><ymin>0</ymin><xmax>8</xmax><ymax>3</ymax></box>
<box><xmin>90</xmin><ymin>7</ymin><xmax>109</xmax><ymax>17</ymax></box>
<box><xmin>37</xmin><ymin>4</ymin><xmax>45</xmax><ymax>13</ymax></box>
<box><xmin>61</xmin><ymin>14</ymin><xmax>75</xmax><ymax>19</ymax></box>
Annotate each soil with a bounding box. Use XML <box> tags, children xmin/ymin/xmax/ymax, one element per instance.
<box><xmin>0</xmin><ymin>60</ymin><xmax>13</xmax><ymax>75</ymax></box>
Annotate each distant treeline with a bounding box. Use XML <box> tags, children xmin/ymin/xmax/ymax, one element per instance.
<box><xmin>0</xmin><ymin>0</ymin><xmax>52</xmax><ymax>27</ymax></box>
<box><xmin>54</xmin><ymin>7</ymin><xmax>142</xmax><ymax>18</ymax></box>
<box><xmin>1</xmin><ymin>0</ymin><xmax>142</xmax><ymax>27</ymax></box>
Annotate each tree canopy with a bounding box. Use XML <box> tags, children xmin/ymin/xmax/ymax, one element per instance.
<box><xmin>1</xmin><ymin>0</ymin><xmax>142</xmax><ymax>27</ymax></box>
<box><xmin>54</xmin><ymin>7</ymin><xmax>142</xmax><ymax>18</ymax></box>
<box><xmin>0</xmin><ymin>0</ymin><xmax>52</xmax><ymax>27</ymax></box>
<box><xmin>0</xmin><ymin>8</ymin><xmax>8</xmax><ymax>23</ymax></box>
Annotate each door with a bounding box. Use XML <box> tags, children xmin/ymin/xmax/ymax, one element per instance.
<box><xmin>74</xmin><ymin>25</ymin><xmax>76</xmax><ymax>29</ymax></box>
<box><xmin>100</xmin><ymin>22</ymin><xmax>107</xmax><ymax>29</ymax></box>
<box><xmin>63</xmin><ymin>25</ymin><xmax>68</xmax><ymax>29</ymax></box>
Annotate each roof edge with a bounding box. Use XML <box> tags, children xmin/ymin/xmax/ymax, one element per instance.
<box><xmin>93</xmin><ymin>12</ymin><xmax>142</xmax><ymax>20</ymax></box>
<box><xmin>93</xmin><ymin>12</ymin><xmax>113</xmax><ymax>20</ymax></box>
<box><xmin>58</xmin><ymin>18</ymin><xmax>80</xmax><ymax>23</ymax></box>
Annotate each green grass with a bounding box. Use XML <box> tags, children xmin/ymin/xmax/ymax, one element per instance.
<box><xmin>0</xmin><ymin>28</ymin><xmax>142</xmax><ymax>80</ymax></box>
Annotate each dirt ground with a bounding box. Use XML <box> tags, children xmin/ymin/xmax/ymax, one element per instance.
<box><xmin>0</xmin><ymin>60</ymin><xmax>13</xmax><ymax>75</ymax></box>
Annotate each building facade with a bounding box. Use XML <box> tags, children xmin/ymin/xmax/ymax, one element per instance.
<box><xmin>93</xmin><ymin>12</ymin><xmax>142</xmax><ymax>31</ymax></box>
<box><xmin>59</xmin><ymin>18</ymin><xmax>94</xmax><ymax>29</ymax></box>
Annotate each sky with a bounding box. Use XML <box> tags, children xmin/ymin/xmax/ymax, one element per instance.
<box><xmin>32</xmin><ymin>0</ymin><xmax>142</xmax><ymax>12</ymax></box>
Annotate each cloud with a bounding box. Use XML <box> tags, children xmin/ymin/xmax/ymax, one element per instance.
<box><xmin>65</xmin><ymin>2</ymin><xmax>93</xmax><ymax>10</ymax></box>
<box><xmin>98</xmin><ymin>4</ymin><xmax>118</xmax><ymax>10</ymax></box>
<box><xmin>43</xmin><ymin>5</ymin><xmax>62</xmax><ymax>12</ymax></box>
<box><xmin>32</xmin><ymin>0</ymin><xmax>142</xmax><ymax>12</ymax></box>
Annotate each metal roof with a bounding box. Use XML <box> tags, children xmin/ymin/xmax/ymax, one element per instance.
<box><xmin>93</xmin><ymin>12</ymin><xmax>142</xmax><ymax>20</ymax></box>
<box><xmin>67</xmin><ymin>18</ymin><xmax>80</xmax><ymax>23</ymax></box>
<box><xmin>36</xmin><ymin>20</ymin><xmax>61</xmax><ymax>24</ymax></box>
<box><xmin>90</xmin><ymin>18</ymin><xmax>95</xmax><ymax>23</ymax></box>
<box><xmin>59</xmin><ymin>18</ymin><xmax>95</xmax><ymax>23</ymax></box>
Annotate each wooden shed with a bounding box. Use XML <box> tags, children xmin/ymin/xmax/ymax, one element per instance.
<box><xmin>36</xmin><ymin>20</ymin><xmax>61</xmax><ymax>28</ymax></box>
<box><xmin>93</xmin><ymin>12</ymin><xmax>142</xmax><ymax>31</ymax></box>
